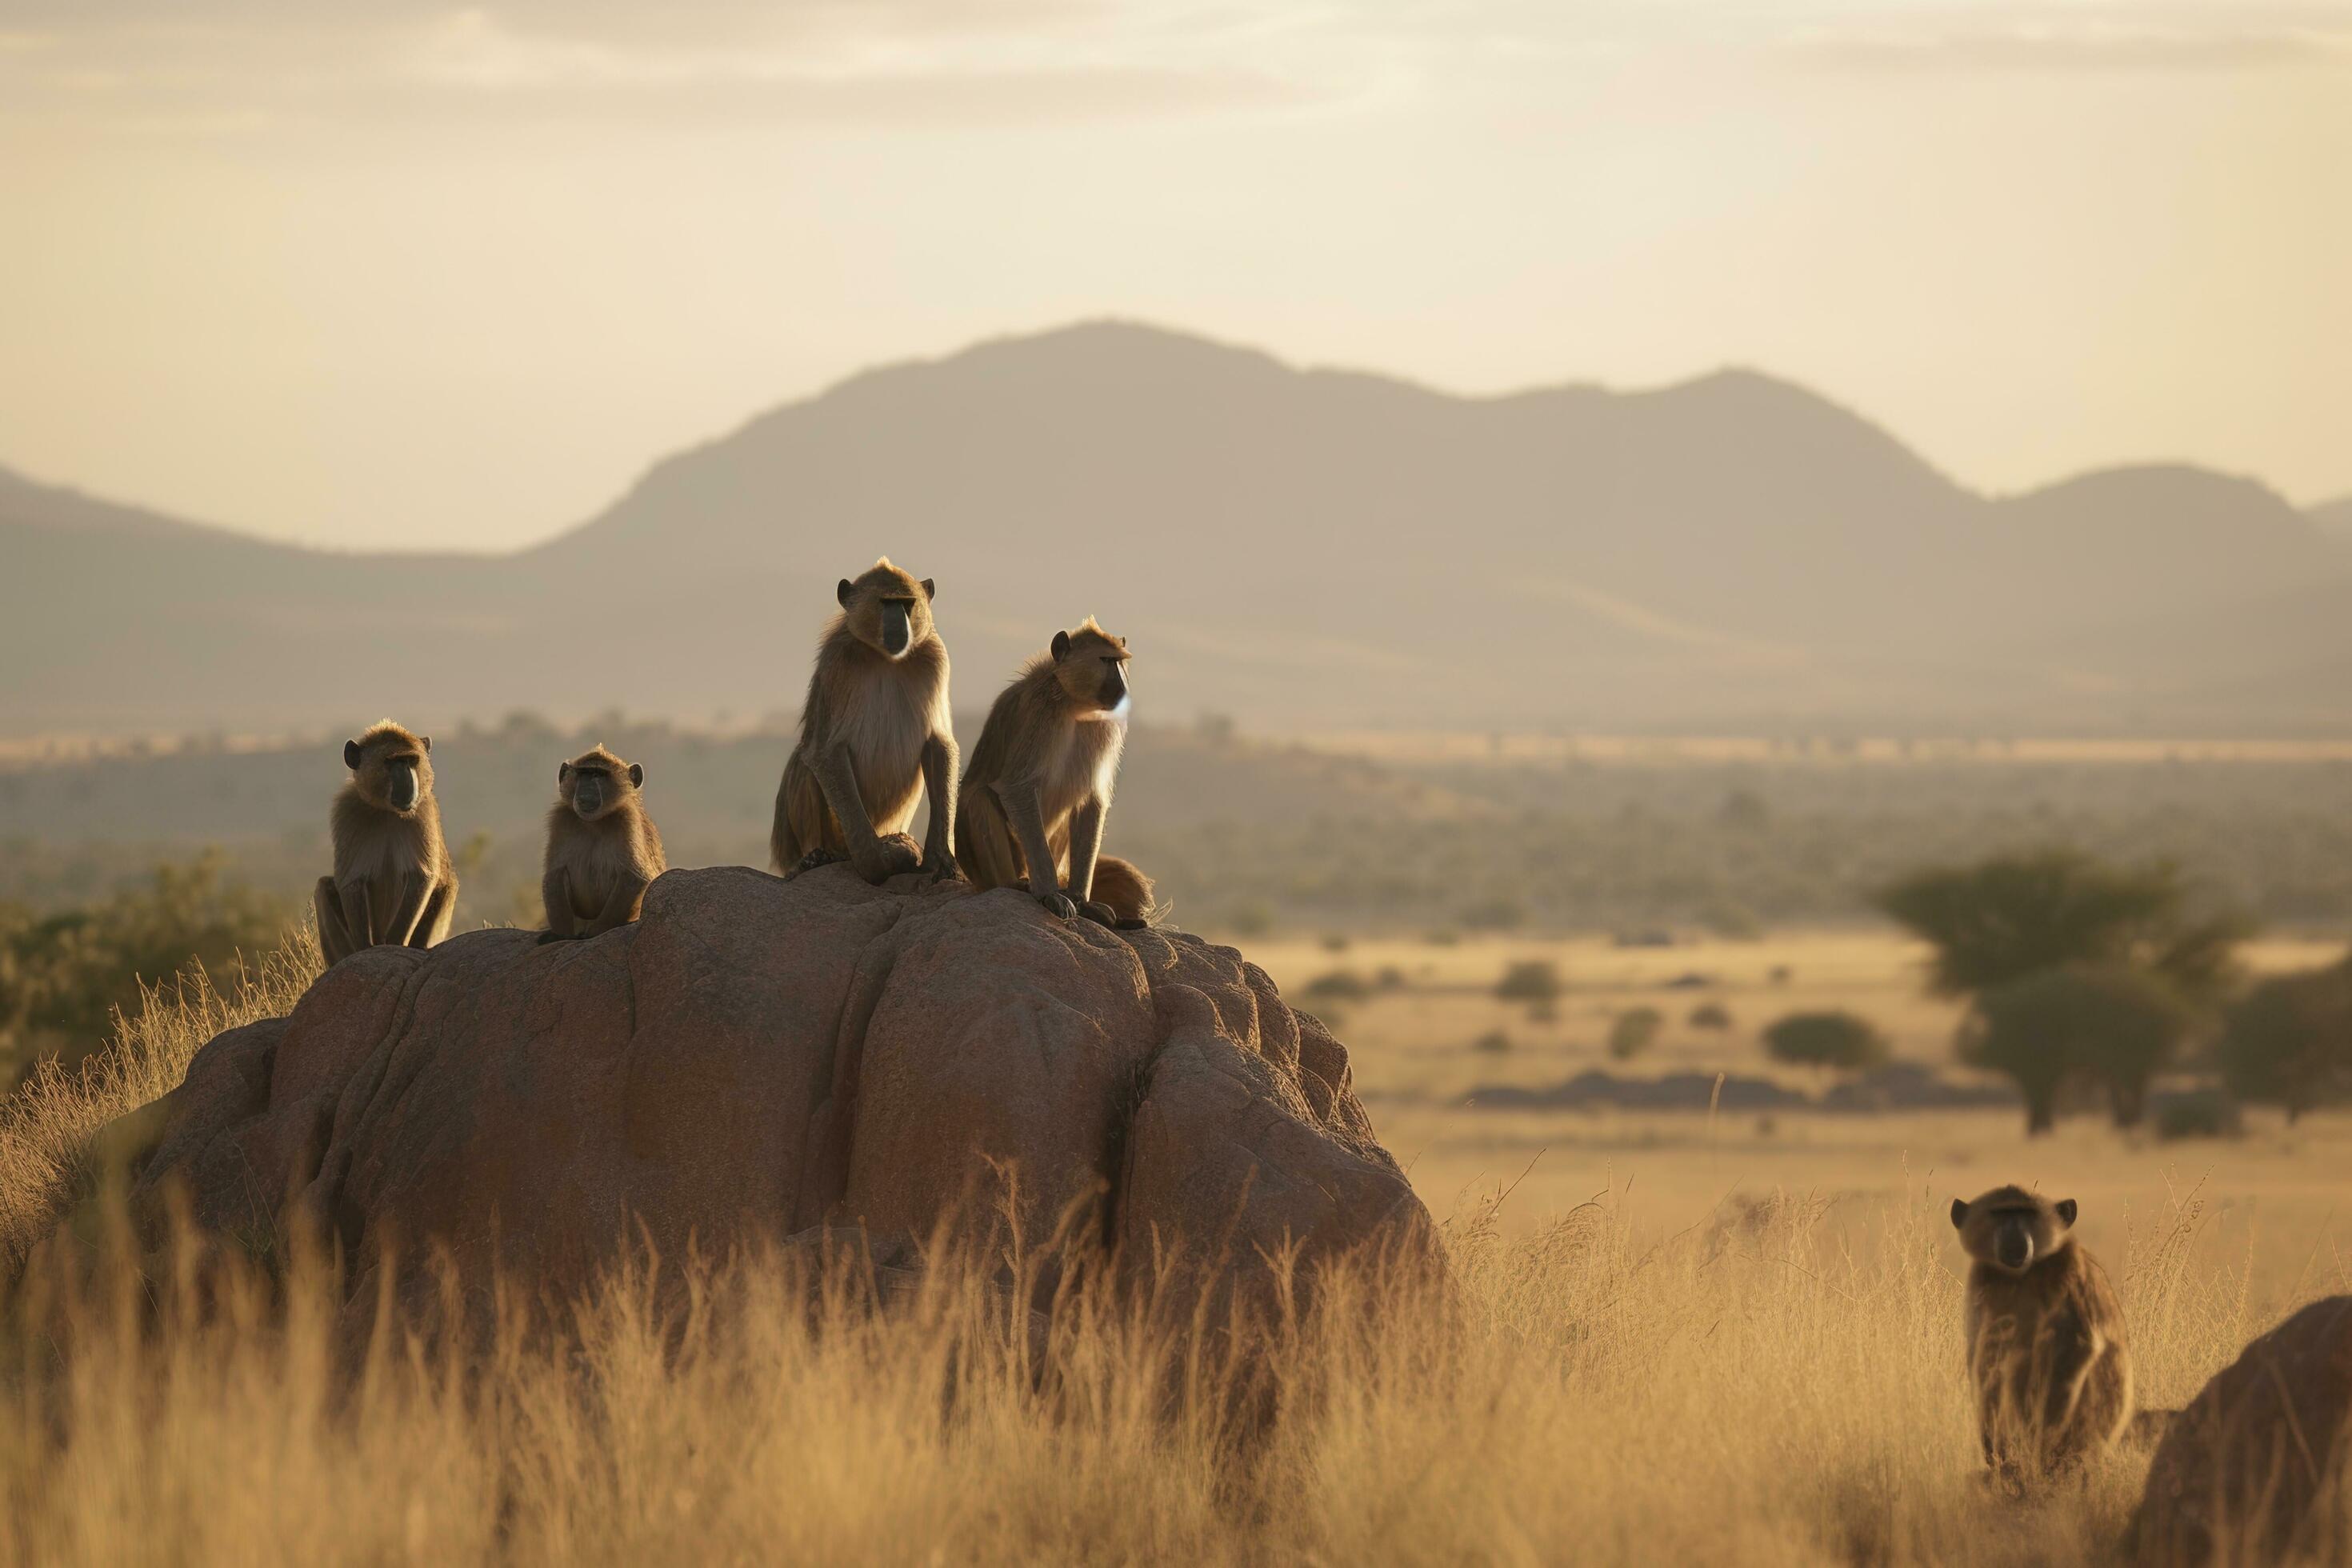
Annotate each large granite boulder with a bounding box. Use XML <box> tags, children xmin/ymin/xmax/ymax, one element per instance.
<box><xmin>82</xmin><ymin>866</ymin><xmax>1432</xmax><ymax>1334</ymax></box>
<box><xmin>2132</xmin><ymin>1294</ymin><xmax>2352</xmax><ymax>1566</ymax></box>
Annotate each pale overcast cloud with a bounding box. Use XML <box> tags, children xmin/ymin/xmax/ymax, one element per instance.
<box><xmin>2</xmin><ymin>0</ymin><xmax>2347</xmax><ymax>546</ymax></box>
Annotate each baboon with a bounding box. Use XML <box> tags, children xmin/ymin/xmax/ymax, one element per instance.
<box><xmin>770</xmin><ymin>558</ymin><xmax>959</xmax><ymax>883</ymax></box>
<box><xmin>954</xmin><ymin>618</ymin><xmax>1155</xmax><ymax>928</ymax></box>
<box><xmin>313</xmin><ymin>721</ymin><xmax>458</xmax><ymax>966</ymax></box>
<box><xmin>540</xmin><ymin>746</ymin><xmax>667</xmax><ymax>942</ymax></box>
<box><xmin>1953</xmin><ymin>1186</ymin><xmax>2134</xmax><ymax>1481</ymax></box>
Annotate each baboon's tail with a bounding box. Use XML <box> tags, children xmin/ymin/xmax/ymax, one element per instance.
<box><xmin>1091</xmin><ymin>855</ymin><xmax>1159</xmax><ymax>929</ymax></box>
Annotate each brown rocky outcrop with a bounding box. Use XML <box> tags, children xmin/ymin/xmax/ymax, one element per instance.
<box><xmin>2132</xmin><ymin>1294</ymin><xmax>2352</xmax><ymax>1566</ymax></box>
<box><xmin>86</xmin><ymin>866</ymin><xmax>1432</xmax><ymax>1334</ymax></box>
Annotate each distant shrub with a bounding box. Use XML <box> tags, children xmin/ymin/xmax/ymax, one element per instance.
<box><xmin>1495</xmin><ymin>960</ymin><xmax>1562</xmax><ymax>1006</ymax></box>
<box><xmin>1374</xmin><ymin>966</ymin><xmax>1407</xmax><ymax>990</ymax></box>
<box><xmin>1608</xmin><ymin>1007</ymin><xmax>1663</xmax><ymax>1061</ymax></box>
<box><xmin>1226</xmin><ymin>901</ymin><xmax>1274</xmax><ymax>939</ymax></box>
<box><xmin>1768</xmin><ymin>965</ymin><xmax>1794</xmax><ymax>986</ymax></box>
<box><xmin>1473</xmin><ymin>1030</ymin><xmax>1512</xmax><ymax>1054</ymax></box>
<box><xmin>1690</xmin><ymin>1002</ymin><xmax>1734</xmax><ymax>1030</ymax></box>
<box><xmin>0</xmin><ymin>854</ymin><xmax>293</xmax><ymax>1089</ymax></box>
<box><xmin>1763</xmin><ymin>1010</ymin><xmax>1889</xmax><ymax>1074</ymax></box>
<box><xmin>1527</xmin><ymin>1000</ymin><xmax>1558</xmax><ymax>1024</ymax></box>
<box><xmin>1304</xmin><ymin>970</ymin><xmax>1370</xmax><ymax>1004</ymax></box>
<box><xmin>1425</xmin><ymin>930</ymin><xmax>1462</xmax><ymax>947</ymax></box>
<box><xmin>1718</xmin><ymin>789</ymin><xmax>1771</xmax><ymax>830</ymax></box>
<box><xmin>1460</xmin><ymin>898</ymin><xmax>1526</xmax><ymax>933</ymax></box>
<box><xmin>1698</xmin><ymin>900</ymin><xmax>1763</xmax><ymax>941</ymax></box>
<box><xmin>1320</xmin><ymin>934</ymin><xmax>1350</xmax><ymax>954</ymax></box>
<box><xmin>2218</xmin><ymin>960</ymin><xmax>2352</xmax><ymax>1123</ymax></box>
<box><xmin>2154</xmin><ymin>1090</ymin><xmax>2242</xmax><ymax>1142</ymax></box>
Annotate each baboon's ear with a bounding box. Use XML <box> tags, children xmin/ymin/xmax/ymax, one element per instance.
<box><xmin>628</xmin><ymin>763</ymin><xmax>644</xmax><ymax>788</ymax></box>
<box><xmin>920</xmin><ymin>578</ymin><xmax>935</xmax><ymax>602</ymax></box>
<box><xmin>2054</xmin><ymin>1198</ymin><xmax>2077</xmax><ymax>1228</ymax></box>
<box><xmin>558</xmin><ymin>762</ymin><xmax>570</xmax><ymax>782</ymax></box>
<box><xmin>419</xmin><ymin>735</ymin><xmax>430</xmax><ymax>753</ymax></box>
<box><xmin>1950</xmin><ymin>1198</ymin><xmax>1968</xmax><ymax>1230</ymax></box>
<box><xmin>344</xmin><ymin>739</ymin><xmax>362</xmax><ymax>770</ymax></box>
<box><xmin>1051</xmin><ymin>630</ymin><xmax>1072</xmax><ymax>662</ymax></box>
<box><xmin>836</xmin><ymin>578</ymin><xmax>854</xmax><ymax>607</ymax></box>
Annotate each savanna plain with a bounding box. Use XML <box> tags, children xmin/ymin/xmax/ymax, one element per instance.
<box><xmin>2</xmin><ymin>730</ymin><xmax>2349</xmax><ymax>1565</ymax></box>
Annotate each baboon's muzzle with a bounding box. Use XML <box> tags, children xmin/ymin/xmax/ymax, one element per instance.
<box><xmin>387</xmin><ymin>766</ymin><xmax>419</xmax><ymax>812</ymax></box>
<box><xmin>574</xmin><ymin>778</ymin><xmax>604</xmax><ymax>817</ymax></box>
<box><xmin>1996</xmin><ymin>1229</ymin><xmax>2033</xmax><ymax>1270</ymax></box>
<box><xmin>880</xmin><ymin>603</ymin><xmax>911</xmax><ymax>657</ymax></box>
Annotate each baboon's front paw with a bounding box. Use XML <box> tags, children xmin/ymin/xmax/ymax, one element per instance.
<box><xmin>534</xmin><ymin>930</ymin><xmax>574</xmax><ymax>946</ymax></box>
<box><xmin>1036</xmin><ymin>890</ymin><xmax>1078</xmax><ymax>919</ymax></box>
<box><xmin>920</xmin><ymin>853</ymin><xmax>963</xmax><ymax>883</ymax></box>
<box><xmin>794</xmin><ymin>846</ymin><xmax>846</xmax><ymax>874</ymax></box>
<box><xmin>852</xmin><ymin>835</ymin><xmax>923</xmax><ymax>883</ymax></box>
<box><xmin>1077</xmin><ymin>899</ymin><xmax>1118</xmax><ymax>927</ymax></box>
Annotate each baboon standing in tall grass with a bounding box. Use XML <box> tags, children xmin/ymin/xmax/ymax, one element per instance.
<box><xmin>1953</xmin><ymin>1186</ymin><xmax>2134</xmax><ymax>1482</ymax></box>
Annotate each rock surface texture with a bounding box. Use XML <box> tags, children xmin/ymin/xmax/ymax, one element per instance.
<box><xmin>106</xmin><ymin>867</ymin><xmax>1430</xmax><ymax>1330</ymax></box>
<box><xmin>2131</xmin><ymin>1294</ymin><xmax>2352</xmax><ymax>1566</ymax></box>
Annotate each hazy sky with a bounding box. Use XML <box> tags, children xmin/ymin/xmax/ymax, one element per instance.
<box><xmin>4</xmin><ymin>1</ymin><xmax>2349</xmax><ymax>550</ymax></box>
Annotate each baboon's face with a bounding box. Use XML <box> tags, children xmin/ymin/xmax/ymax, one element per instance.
<box><xmin>1952</xmin><ymin>1188</ymin><xmax>2075</xmax><ymax>1274</ymax></box>
<box><xmin>558</xmin><ymin>751</ymin><xmax>642</xmax><ymax>822</ymax></box>
<box><xmin>1050</xmin><ymin>624</ymin><xmax>1131</xmax><ymax>719</ymax></box>
<box><xmin>345</xmin><ymin>729</ymin><xmax>431</xmax><ymax>814</ymax></box>
<box><xmin>837</xmin><ymin>562</ymin><xmax>936</xmax><ymax>661</ymax></box>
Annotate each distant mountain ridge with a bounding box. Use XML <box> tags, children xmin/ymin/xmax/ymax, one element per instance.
<box><xmin>4</xmin><ymin>320</ymin><xmax>2348</xmax><ymax>736</ymax></box>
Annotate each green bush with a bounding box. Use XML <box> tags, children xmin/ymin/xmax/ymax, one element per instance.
<box><xmin>1690</xmin><ymin>1002</ymin><xmax>1734</xmax><ymax>1030</ymax></box>
<box><xmin>0</xmin><ymin>854</ymin><xmax>294</xmax><ymax>1088</ymax></box>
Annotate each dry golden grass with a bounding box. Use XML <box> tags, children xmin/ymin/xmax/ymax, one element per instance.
<box><xmin>0</xmin><ymin>937</ymin><xmax>319</xmax><ymax>1278</ymax></box>
<box><xmin>0</xmin><ymin>929</ymin><xmax>2346</xmax><ymax>1564</ymax></box>
<box><xmin>2</xmin><ymin>1152</ymin><xmax>2322</xmax><ymax>1564</ymax></box>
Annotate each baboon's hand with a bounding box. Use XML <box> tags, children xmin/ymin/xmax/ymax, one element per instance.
<box><xmin>1035</xmin><ymin>889</ymin><xmax>1078</xmax><ymax>919</ymax></box>
<box><xmin>921</xmin><ymin>852</ymin><xmax>963</xmax><ymax>883</ymax></box>
<box><xmin>851</xmin><ymin>834</ymin><xmax>924</xmax><ymax>884</ymax></box>
<box><xmin>1077</xmin><ymin>899</ymin><xmax>1118</xmax><ymax>927</ymax></box>
<box><xmin>535</xmin><ymin>930</ymin><xmax>574</xmax><ymax>946</ymax></box>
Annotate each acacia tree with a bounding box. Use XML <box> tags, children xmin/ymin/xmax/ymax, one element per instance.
<box><xmin>1878</xmin><ymin>850</ymin><xmax>2244</xmax><ymax>1134</ymax></box>
<box><xmin>1877</xmin><ymin>850</ymin><xmax>2246</xmax><ymax>1003</ymax></box>
<box><xmin>2219</xmin><ymin>959</ymin><xmax>2352</xmax><ymax>1124</ymax></box>
<box><xmin>1970</xmin><ymin>964</ymin><xmax>2196</xmax><ymax>1132</ymax></box>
